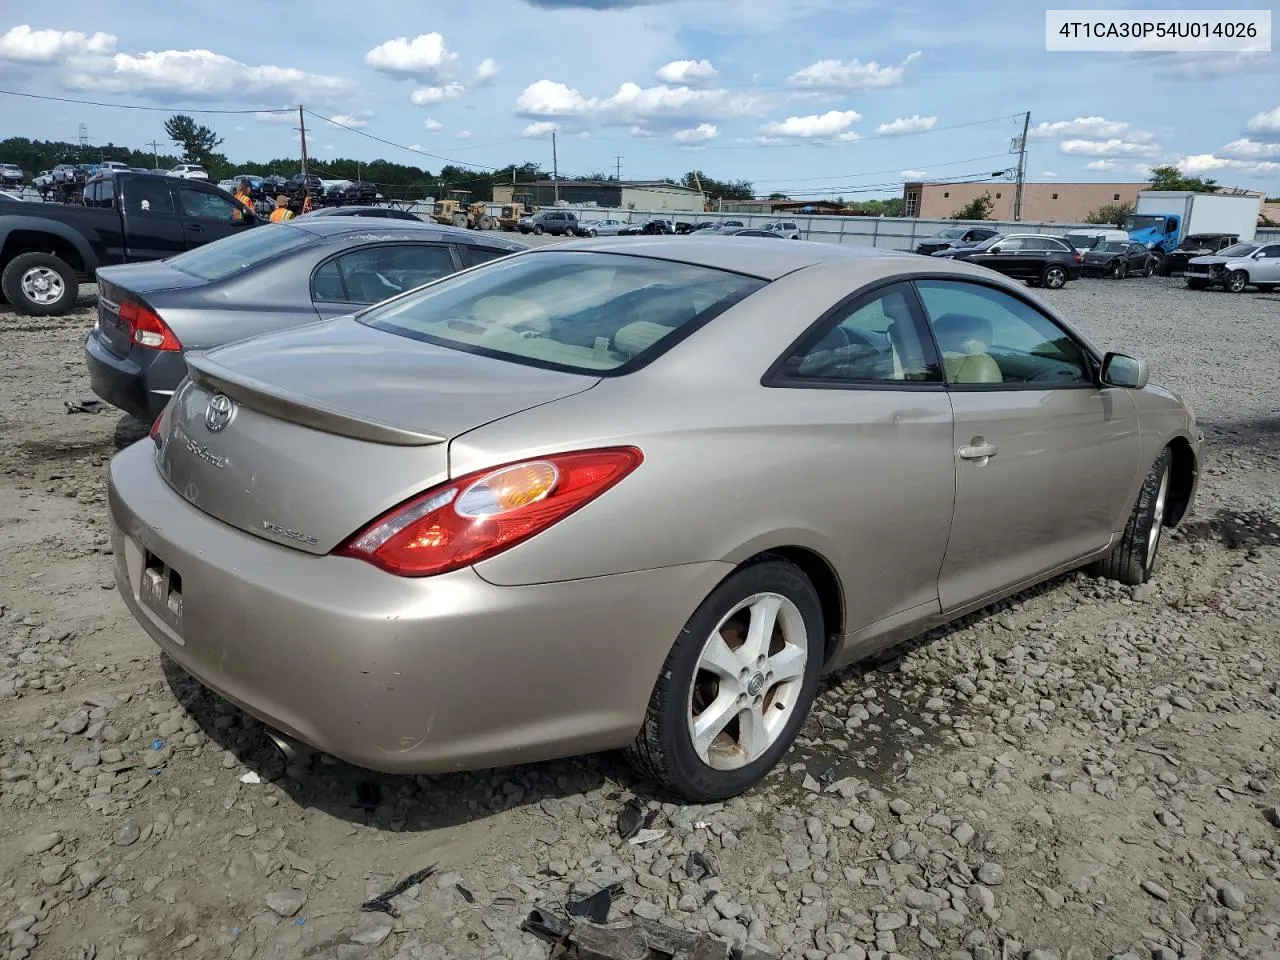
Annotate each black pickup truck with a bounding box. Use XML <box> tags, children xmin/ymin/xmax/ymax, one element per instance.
<box><xmin>0</xmin><ymin>171</ymin><xmax>260</xmax><ymax>316</ymax></box>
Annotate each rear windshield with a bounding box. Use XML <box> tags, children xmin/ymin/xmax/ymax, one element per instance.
<box><xmin>1063</xmin><ymin>233</ymin><xmax>1099</xmax><ymax>248</ymax></box>
<box><xmin>165</xmin><ymin>224</ymin><xmax>313</xmax><ymax>281</ymax></box>
<box><xmin>357</xmin><ymin>250</ymin><xmax>766</xmax><ymax>374</ymax></box>
<box><xmin>1095</xmin><ymin>242</ymin><xmax>1126</xmax><ymax>252</ymax></box>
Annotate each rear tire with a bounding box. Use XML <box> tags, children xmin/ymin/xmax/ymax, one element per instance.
<box><xmin>1</xmin><ymin>253</ymin><xmax>79</xmax><ymax>317</ymax></box>
<box><xmin>1090</xmin><ymin>449</ymin><xmax>1171</xmax><ymax>586</ymax></box>
<box><xmin>625</xmin><ymin>559</ymin><xmax>824</xmax><ymax>802</ymax></box>
<box><xmin>1042</xmin><ymin>264</ymin><xmax>1068</xmax><ymax>289</ymax></box>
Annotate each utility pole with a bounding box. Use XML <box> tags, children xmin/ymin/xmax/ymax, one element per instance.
<box><xmin>614</xmin><ymin>156</ymin><xmax>623</xmax><ymax>182</ymax></box>
<box><xmin>1012</xmin><ymin>110</ymin><xmax>1030</xmax><ymax>222</ymax></box>
<box><xmin>298</xmin><ymin>105</ymin><xmax>309</xmax><ymax>178</ymax></box>
<box><xmin>145</xmin><ymin>140</ymin><xmax>161</xmax><ymax>170</ymax></box>
<box><xmin>551</xmin><ymin>131</ymin><xmax>559</xmax><ymax>203</ymax></box>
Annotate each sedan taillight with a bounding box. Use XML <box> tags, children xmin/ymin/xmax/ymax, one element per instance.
<box><xmin>336</xmin><ymin>447</ymin><xmax>644</xmax><ymax>577</ymax></box>
<box><xmin>120</xmin><ymin>300</ymin><xmax>182</xmax><ymax>351</ymax></box>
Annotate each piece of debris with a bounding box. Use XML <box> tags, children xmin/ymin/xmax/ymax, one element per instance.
<box><xmin>237</xmin><ymin>772</ymin><xmax>262</xmax><ymax>785</ymax></box>
<box><xmin>455</xmin><ymin>883</ymin><xmax>476</xmax><ymax>904</ymax></box>
<box><xmin>685</xmin><ymin>851</ymin><xmax>716</xmax><ymax>881</ymax></box>
<box><xmin>521</xmin><ymin>912</ymin><xmax>778</xmax><ymax>959</ymax></box>
<box><xmin>359</xmin><ymin>864</ymin><xmax>437</xmax><ymax>918</ymax></box>
<box><xmin>521</xmin><ymin>907</ymin><xmax>571</xmax><ymax>942</ymax></box>
<box><xmin>616</xmin><ymin>799</ymin><xmax>658</xmax><ymax>842</ymax></box>
<box><xmin>65</xmin><ymin>399</ymin><xmax>105</xmax><ymax>415</ymax></box>
<box><xmin>627</xmin><ymin>828</ymin><xmax>667</xmax><ymax>846</ymax></box>
<box><xmin>566</xmin><ymin>883</ymin><xmax>623</xmax><ymax>924</ymax></box>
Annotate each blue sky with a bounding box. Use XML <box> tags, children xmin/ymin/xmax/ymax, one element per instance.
<box><xmin>1</xmin><ymin>0</ymin><xmax>1278</xmax><ymax>197</ymax></box>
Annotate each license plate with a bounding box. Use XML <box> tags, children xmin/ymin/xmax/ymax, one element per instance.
<box><xmin>139</xmin><ymin>548</ymin><xmax>185</xmax><ymax>641</ymax></box>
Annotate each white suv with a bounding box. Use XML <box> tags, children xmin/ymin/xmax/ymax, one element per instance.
<box><xmin>764</xmin><ymin>220</ymin><xmax>802</xmax><ymax>239</ymax></box>
<box><xmin>167</xmin><ymin>164</ymin><xmax>209</xmax><ymax>181</ymax></box>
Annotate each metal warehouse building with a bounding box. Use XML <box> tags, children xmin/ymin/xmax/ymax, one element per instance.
<box><xmin>493</xmin><ymin>180</ymin><xmax>706</xmax><ymax>213</ymax></box>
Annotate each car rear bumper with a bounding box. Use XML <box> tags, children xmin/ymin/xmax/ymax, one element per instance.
<box><xmin>108</xmin><ymin>440</ymin><xmax>731</xmax><ymax>775</ymax></box>
<box><xmin>84</xmin><ymin>329</ymin><xmax>183</xmax><ymax>424</ymax></box>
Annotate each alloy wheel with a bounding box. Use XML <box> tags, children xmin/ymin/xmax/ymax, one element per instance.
<box><xmin>20</xmin><ymin>266</ymin><xmax>65</xmax><ymax>305</ymax></box>
<box><xmin>1225</xmin><ymin>270</ymin><xmax>1248</xmax><ymax>293</ymax></box>
<box><xmin>1146</xmin><ymin>465</ymin><xmax>1170</xmax><ymax>566</ymax></box>
<box><xmin>1044</xmin><ymin>266</ymin><xmax>1067</xmax><ymax>289</ymax></box>
<box><xmin>687</xmin><ymin>592</ymin><xmax>808</xmax><ymax>771</ymax></box>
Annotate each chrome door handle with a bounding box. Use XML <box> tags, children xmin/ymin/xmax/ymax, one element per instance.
<box><xmin>959</xmin><ymin>441</ymin><xmax>998</xmax><ymax>461</ymax></box>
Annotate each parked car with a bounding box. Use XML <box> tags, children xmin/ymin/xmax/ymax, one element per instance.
<box><xmin>620</xmin><ymin>219</ymin><xmax>676</xmax><ymax>236</ymax></box>
<box><xmin>98</xmin><ymin>161</ymin><xmax>131</xmax><ymax>174</ymax></box>
<box><xmin>1081</xmin><ymin>241</ymin><xmax>1155</xmax><ymax>279</ymax></box>
<box><xmin>692</xmin><ymin>227</ymin><xmax>783</xmax><ymax>239</ymax></box>
<box><xmin>52</xmin><ymin>164</ymin><xmax>89</xmax><ymax>186</ymax></box>
<box><xmin>296</xmin><ymin>205</ymin><xmax>421</xmax><ymax>222</ymax></box>
<box><xmin>334</xmin><ymin>181</ymin><xmax>379</xmax><ymax>204</ymax></box>
<box><xmin>85</xmin><ymin>219</ymin><xmax>524</xmax><ymax>425</ymax></box>
<box><xmin>933</xmin><ymin>234</ymin><xmax>1081</xmax><ymax>289</ymax></box>
<box><xmin>33</xmin><ymin>170</ymin><xmax>55</xmax><ymax>193</ymax></box>
<box><xmin>763</xmin><ymin>220</ymin><xmax>802</xmax><ymax>240</ymax></box>
<box><xmin>519</xmin><ymin>209</ymin><xmax>581</xmax><ymax>236</ymax></box>
<box><xmin>1163</xmin><ymin>233</ymin><xmax>1240</xmax><ymax>275</ymax></box>
<box><xmin>1062</xmin><ymin>229</ymin><xmax>1128</xmax><ymax>257</ymax></box>
<box><xmin>580</xmin><ymin>218</ymin><xmax>627</xmax><ymax>237</ymax></box>
<box><xmin>259</xmin><ymin>174</ymin><xmax>289</xmax><ymax>196</ymax></box>
<box><xmin>110</xmin><ymin>237</ymin><xmax>1199</xmax><ymax>801</ymax></box>
<box><xmin>218</xmin><ymin>174</ymin><xmax>265</xmax><ymax>196</ymax></box>
<box><xmin>0</xmin><ymin>163</ymin><xmax>24</xmax><ymax>186</ymax></box>
<box><xmin>167</xmin><ymin>164</ymin><xmax>209</xmax><ymax>181</ymax></box>
<box><xmin>914</xmin><ymin>226</ymin><xmax>999</xmax><ymax>256</ymax></box>
<box><xmin>0</xmin><ymin>171</ymin><xmax>259</xmax><ymax>315</ymax></box>
<box><xmin>285</xmin><ymin>173</ymin><xmax>325</xmax><ymax>196</ymax></box>
<box><xmin>1183</xmin><ymin>241</ymin><xmax>1280</xmax><ymax>292</ymax></box>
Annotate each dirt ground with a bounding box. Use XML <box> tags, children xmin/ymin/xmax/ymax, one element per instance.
<box><xmin>1</xmin><ymin>277</ymin><xmax>1278</xmax><ymax>960</ymax></box>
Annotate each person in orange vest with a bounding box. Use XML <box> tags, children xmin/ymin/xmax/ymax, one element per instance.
<box><xmin>269</xmin><ymin>195</ymin><xmax>294</xmax><ymax>223</ymax></box>
<box><xmin>233</xmin><ymin>179</ymin><xmax>255</xmax><ymax>214</ymax></box>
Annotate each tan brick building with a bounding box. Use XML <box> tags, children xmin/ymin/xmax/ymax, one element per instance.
<box><xmin>902</xmin><ymin>180</ymin><xmax>1146</xmax><ymax>222</ymax></box>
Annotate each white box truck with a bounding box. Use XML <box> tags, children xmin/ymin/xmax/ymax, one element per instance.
<box><xmin>1123</xmin><ymin>191</ymin><xmax>1262</xmax><ymax>272</ymax></box>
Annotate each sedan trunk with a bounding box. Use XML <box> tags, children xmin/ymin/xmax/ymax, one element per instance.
<box><xmin>155</xmin><ymin>318</ymin><xmax>599</xmax><ymax>555</ymax></box>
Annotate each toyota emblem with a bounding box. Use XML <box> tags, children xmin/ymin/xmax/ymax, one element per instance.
<box><xmin>204</xmin><ymin>394</ymin><xmax>236</xmax><ymax>433</ymax></box>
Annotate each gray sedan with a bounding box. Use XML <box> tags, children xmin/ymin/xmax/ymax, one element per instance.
<box><xmin>111</xmin><ymin>236</ymin><xmax>1199</xmax><ymax>801</ymax></box>
<box><xmin>85</xmin><ymin>218</ymin><xmax>524</xmax><ymax>423</ymax></box>
<box><xmin>580</xmin><ymin>218</ymin><xmax>627</xmax><ymax>237</ymax></box>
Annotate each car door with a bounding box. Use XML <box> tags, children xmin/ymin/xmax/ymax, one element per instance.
<box><xmin>118</xmin><ymin>176</ymin><xmax>186</xmax><ymax>261</ymax></box>
<box><xmin>766</xmin><ymin>280</ymin><xmax>955</xmax><ymax>653</ymax></box>
<box><xmin>972</xmin><ymin>236</ymin><xmax>1025</xmax><ymax>276</ymax></box>
<box><xmin>1127</xmin><ymin>242</ymin><xmax>1148</xmax><ymax>271</ymax></box>
<box><xmin>914</xmin><ymin>278</ymin><xmax>1141</xmax><ymax>611</ymax></box>
<box><xmin>1252</xmin><ymin>243</ymin><xmax>1280</xmax><ymax>283</ymax></box>
<box><xmin>175</xmin><ymin>185</ymin><xmax>254</xmax><ymax>249</ymax></box>
<box><xmin>310</xmin><ymin>242</ymin><xmax>460</xmax><ymax>318</ymax></box>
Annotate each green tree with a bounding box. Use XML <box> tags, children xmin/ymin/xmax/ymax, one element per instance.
<box><xmin>850</xmin><ymin>197</ymin><xmax>904</xmax><ymax>217</ymax></box>
<box><xmin>768</xmin><ymin>192</ymin><xmax>790</xmax><ymax>200</ymax></box>
<box><xmin>164</xmin><ymin>115</ymin><xmax>224</xmax><ymax>166</ymax></box>
<box><xmin>1083</xmin><ymin>201</ymin><xmax>1135</xmax><ymax>227</ymax></box>
<box><xmin>1146</xmin><ymin>164</ymin><xmax>1218</xmax><ymax>193</ymax></box>
<box><xmin>680</xmin><ymin>169</ymin><xmax>753</xmax><ymax>201</ymax></box>
<box><xmin>950</xmin><ymin>193</ymin><xmax>993</xmax><ymax>220</ymax></box>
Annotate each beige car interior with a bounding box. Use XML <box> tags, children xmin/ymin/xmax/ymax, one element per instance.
<box><xmin>933</xmin><ymin>313</ymin><xmax>1004</xmax><ymax>384</ymax></box>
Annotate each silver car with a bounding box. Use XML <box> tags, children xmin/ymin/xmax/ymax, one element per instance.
<box><xmin>110</xmin><ymin>237</ymin><xmax>1199</xmax><ymax>802</ymax></box>
<box><xmin>1184</xmin><ymin>240</ymin><xmax>1280</xmax><ymax>292</ymax></box>
<box><xmin>581</xmin><ymin>218</ymin><xmax>627</xmax><ymax>237</ymax></box>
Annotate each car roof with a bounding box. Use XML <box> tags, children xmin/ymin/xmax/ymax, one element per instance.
<box><xmin>543</xmin><ymin>235</ymin><xmax>918</xmax><ymax>281</ymax></box>
<box><xmin>286</xmin><ymin>217</ymin><xmax>525</xmax><ymax>248</ymax></box>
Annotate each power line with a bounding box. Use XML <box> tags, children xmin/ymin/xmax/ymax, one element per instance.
<box><xmin>749</xmin><ymin>153</ymin><xmax>1014</xmax><ymax>187</ymax></box>
<box><xmin>0</xmin><ymin>88</ymin><xmax>292</xmax><ymax>115</ymax></box>
<box><xmin>310</xmin><ymin>110</ymin><xmax>501</xmax><ymax>172</ymax></box>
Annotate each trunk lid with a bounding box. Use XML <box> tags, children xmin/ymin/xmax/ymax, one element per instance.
<box><xmin>96</xmin><ymin>264</ymin><xmax>206</xmax><ymax>358</ymax></box>
<box><xmin>155</xmin><ymin>318</ymin><xmax>599</xmax><ymax>554</ymax></box>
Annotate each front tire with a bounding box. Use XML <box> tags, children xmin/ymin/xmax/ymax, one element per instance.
<box><xmin>626</xmin><ymin>559</ymin><xmax>824</xmax><ymax>802</ymax></box>
<box><xmin>1142</xmin><ymin>259</ymin><xmax>1154</xmax><ymax>278</ymax></box>
<box><xmin>1</xmin><ymin>253</ymin><xmax>79</xmax><ymax>317</ymax></box>
<box><xmin>1109</xmin><ymin>260</ymin><xmax>1127</xmax><ymax>280</ymax></box>
<box><xmin>588</xmin><ymin>229</ymin><xmax>597</xmax><ymax>237</ymax></box>
<box><xmin>1042</xmin><ymin>264</ymin><xmax>1068</xmax><ymax>289</ymax></box>
<box><xmin>1225</xmin><ymin>270</ymin><xmax>1248</xmax><ymax>293</ymax></box>
<box><xmin>533</xmin><ymin>224</ymin><xmax>544</xmax><ymax>236</ymax></box>
<box><xmin>1091</xmin><ymin>449</ymin><xmax>1171</xmax><ymax>586</ymax></box>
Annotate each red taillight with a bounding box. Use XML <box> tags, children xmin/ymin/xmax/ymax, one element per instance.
<box><xmin>336</xmin><ymin>447</ymin><xmax>644</xmax><ymax>577</ymax></box>
<box><xmin>149</xmin><ymin>404</ymin><xmax>168</xmax><ymax>446</ymax></box>
<box><xmin>119</xmin><ymin>300</ymin><xmax>181</xmax><ymax>351</ymax></box>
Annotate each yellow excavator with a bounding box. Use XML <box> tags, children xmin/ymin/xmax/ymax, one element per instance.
<box><xmin>431</xmin><ymin>190</ymin><xmax>495</xmax><ymax>230</ymax></box>
<box><xmin>498</xmin><ymin>194</ymin><xmax>538</xmax><ymax>231</ymax></box>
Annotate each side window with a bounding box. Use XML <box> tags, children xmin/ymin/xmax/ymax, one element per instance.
<box><xmin>126</xmin><ymin>178</ymin><xmax>175</xmax><ymax>215</ymax></box>
<box><xmin>992</xmin><ymin>237</ymin><xmax>1024</xmax><ymax>251</ymax></box>
<box><xmin>1259</xmin><ymin>245</ymin><xmax>1280</xmax><ymax>258</ymax></box>
<box><xmin>311</xmin><ymin>260</ymin><xmax>346</xmax><ymax>302</ymax></box>
<box><xmin>336</xmin><ymin>244</ymin><xmax>457</xmax><ymax>305</ymax></box>
<box><xmin>83</xmin><ymin>181</ymin><xmax>101</xmax><ymax>207</ymax></box>
<box><xmin>99</xmin><ymin>178</ymin><xmax>116</xmax><ymax>208</ymax></box>
<box><xmin>459</xmin><ymin>246</ymin><xmax>513</xmax><ymax>268</ymax></box>
<box><xmin>915</xmin><ymin>280</ymin><xmax>1092</xmax><ymax>388</ymax></box>
<box><xmin>777</xmin><ymin>282</ymin><xmax>942</xmax><ymax>385</ymax></box>
<box><xmin>178</xmin><ymin>187</ymin><xmax>243</xmax><ymax>222</ymax></box>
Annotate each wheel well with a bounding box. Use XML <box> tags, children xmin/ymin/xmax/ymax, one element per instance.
<box><xmin>741</xmin><ymin>547</ymin><xmax>844</xmax><ymax>662</ymax></box>
<box><xmin>1165</xmin><ymin>438</ymin><xmax>1197</xmax><ymax>527</ymax></box>
<box><xmin>1</xmin><ymin>232</ymin><xmax>86</xmax><ymax>275</ymax></box>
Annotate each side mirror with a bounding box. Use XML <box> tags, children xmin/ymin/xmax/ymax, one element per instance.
<box><xmin>1100</xmin><ymin>352</ymin><xmax>1148</xmax><ymax>389</ymax></box>
<box><xmin>987</xmin><ymin>246</ymin><xmax>1001</xmax><ymax>254</ymax></box>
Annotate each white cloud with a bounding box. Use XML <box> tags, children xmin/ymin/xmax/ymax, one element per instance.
<box><xmin>410</xmin><ymin>83</ymin><xmax>466</xmax><ymax>105</ymax></box>
<box><xmin>1247</xmin><ymin>106</ymin><xmax>1280</xmax><ymax>134</ymax></box>
<box><xmin>760</xmin><ymin>109</ymin><xmax>861</xmax><ymax>140</ymax></box>
<box><xmin>0</xmin><ymin>25</ymin><xmax>115</xmax><ymax>63</ymax></box>
<box><xmin>1222</xmin><ymin>138</ymin><xmax>1280</xmax><ymax>160</ymax></box>
<box><xmin>473</xmin><ymin>58</ymin><xmax>500</xmax><ymax>85</ymax></box>
<box><xmin>456</xmin><ymin>130</ymin><xmax>472</xmax><ymax>140</ymax></box>
<box><xmin>629</xmin><ymin>126</ymin><xmax>657</xmax><ymax>139</ymax></box>
<box><xmin>787</xmin><ymin>50</ymin><xmax>920</xmax><ymax>92</ymax></box>
<box><xmin>254</xmin><ymin>108</ymin><xmax>295</xmax><ymax>124</ymax></box>
<box><xmin>422</xmin><ymin>118</ymin><xmax>444</xmax><ymax>132</ymax></box>
<box><xmin>516</xmin><ymin>79</ymin><xmax>762</xmax><ymax>128</ymax></box>
<box><xmin>673</xmin><ymin>123</ymin><xmax>718</xmax><ymax>143</ymax></box>
<box><xmin>522</xmin><ymin>121</ymin><xmax>560</xmax><ymax>137</ymax></box>
<box><xmin>1041</xmin><ymin>171</ymin><xmax>1060</xmax><ymax>178</ymax></box>
<box><xmin>1029</xmin><ymin>116</ymin><xmax>1132</xmax><ymax>140</ymax></box>
<box><xmin>900</xmin><ymin>169</ymin><xmax>928</xmax><ymax>179</ymax></box>
<box><xmin>364</xmin><ymin>33</ymin><xmax>457</xmax><ymax>81</ymax></box>
<box><xmin>408</xmin><ymin>143</ymin><xmax>423</xmax><ymax>151</ymax></box>
<box><xmin>1178</xmin><ymin>153</ymin><xmax>1280</xmax><ymax>176</ymax></box>
<box><xmin>63</xmin><ymin>50</ymin><xmax>348</xmax><ymax>101</ymax></box>
<box><xmin>327</xmin><ymin>114</ymin><xmax>367</xmax><ymax>129</ymax></box>
<box><xmin>1148</xmin><ymin>51</ymin><xmax>1276</xmax><ymax>81</ymax></box>
<box><xmin>1085</xmin><ymin>160</ymin><xmax>1120</xmax><ymax>171</ymax></box>
<box><xmin>323</xmin><ymin>144</ymin><xmax>334</xmax><ymax>151</ymax></box>
<box><xmin>874</xmin><ymin>114</ymin><xmax>935</xmax><ymax>136</ymax></box>
<box><xmin>655</xmin><ymin>58</ymin><xmax>719</xmax><ymax>86</ymax></box>
<box><xmin>1059</xmin><ymin>138</ymin><xmax>1160</xmax><ymax>157</ymax></box>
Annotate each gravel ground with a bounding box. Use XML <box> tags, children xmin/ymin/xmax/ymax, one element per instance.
<box><xmin>1</xmin><ymin>272</ymin><xmax>1278</xmax><ymax>960</ymax></box>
